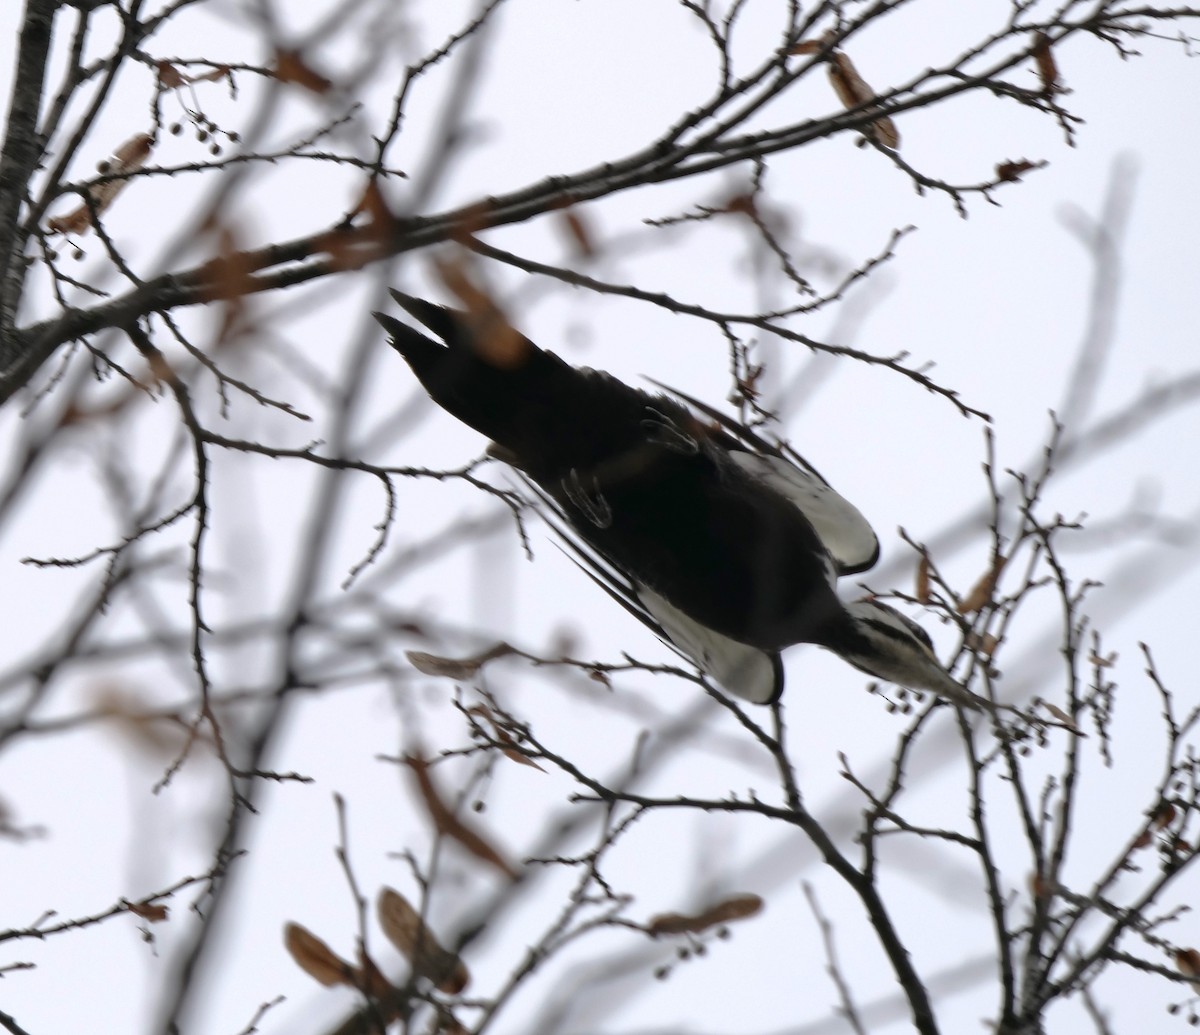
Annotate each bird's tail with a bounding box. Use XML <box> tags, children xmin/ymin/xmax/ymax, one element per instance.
<box><xmin>374</xmin><ymin>290</ymin><xmax>557</xmax><ymax>452</ymax></box>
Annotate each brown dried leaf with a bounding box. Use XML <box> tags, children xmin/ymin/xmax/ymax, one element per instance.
<box><xmin>113</xmin><ymin>133</ymin><xmax>155</xmax><ymax>169</ymax></box>
<box><xmin>648</xmin><ymin>893</ymin><xmax>764</xmax><ymax>936</ymax></box>
<box><xmin>915</xmin><ymin>553</ymin><xmax>931</xmax><ymax>605</ymax></box>
<box><xmin>404</xmin><ymin>754</ymin><xmax>519</xmax><ymax>880</ymax></box>
<box><xmin>156</xmin><ymin>60</ymin><xmax>186</xmax><ymax>89</ymax></box>
<box><xmin>431</xmin><ymin>258</ymin><xmax>529</xmax><ymax>371</ymax></box>
<box><xmin>284</xmin><ymin>922</ymin><xmax>355</xmax><ymax>988</ymax></box>
<box><xmin>356</xmin><ymin>946</ymin><xmax>399</xmax><ymax>1001</ymax></box>
<box><xmin>557</xmin><ymin>206</ymin><xmax>595</xmax><ymax>258</ymax></box>
<box><xmin>406</xmin><ymin>643</ymin><xmax>514</xmax><ymax>680</ymax></box>
<box><xmin>1152</xmin><ymin>802</ymin><xmax>1178</xmax><ymax>831</ymax></box>
<box><xmin>274</xmin><ymin>49</ymin><xmax>333</xmax><ymax>94</ymax></box>
<box><xmin>788</xmin><ymin>39</ymin><xmax>824</xmax><ymax>56</ymax></box>
<box><xmin>465</xmin><ymin>705</ymin><xmax>545</xmax><ymax>771</ymax></box>
<box><xmin>377</xmin><ymin>888</ymin><xmax>470</xmax><ymax>994</ymax></box>
<box><xmin>1042</xmin><ymin>702</ymin><xmax>1079</xmax><ymax>731</ymax></box>
<box><xmin>408</xmin><ymin>651</ymin><xmax>482</xmax><ymax>680</ymax></box>
<box><xmin>958</xmin><ymin>554</ymin><xmax>1008</xmax><ymax>615</ymax></box>
<box><xmin>1027</xmin><ymin>872</ymin><xmax>1052</xmax><ymax>900</ymax></box>
<box><xmin>1032</xmin><ymin>33</ymin><xmax>1059</xmax><ymax>95</ymax></box>
<box><xmin>45</xmin><ymin>206</ymin><xmax>92</xmax><ymax>237</ymax></box>
<box><xmin>996</xmin><ymin>160</ymin><xmax>1038</xmax><ymax>183</ymax></box>
<box><xmin>827</xmin><ymin>52</ymin><xmax>900</xmax><ymax>150</ymax></box>
<box><xmin>704</xmin><ymin>892</ymin><xmax>763</xmax><ymax>924</ymax></box>
<box><xmin>197</xmin><ymin>222</ymin><xmax>255</xmax><ymax>342</ymax></box>
<box><xmin>46</xmin><ymin>133</ymin><xmax>155</xmax><ymax>236</ymax></box>
<box><xmin>93</xmin><ymin>683</ymin><xmax>184</xmax><ymax>756</ymax></box>
<box><xmin>157</xmin><ymin>60</ymin><xmax>230</xmax><ymax>88</ymax></box>
<box><xmin>723</xmin><ymin>193</ymin><xmax>757</xmax><ymax>218</ymax></box>
<box><xmin>324</xmin><ymin>178</ymin><xmax>398</xmax><ymax>268</ymax></box>
<box><xmin>191</xmin><ymin>64</ymin><xmax>231</xmax><ymax>85</ymax></box>
<box><xmin>320</xmin><ymin>179</ymin><xmax>400</xmax><ymax>271</ymax></box>
<box><xmin>1175</xmin><ymin>948</ymin><xmax>1200</xmax><ymax>979</ymax></box>
<box><xmin>1132</xmin><ymin>827</ymin><xmax>1153</xmax><ymax>850</ymax></box>
<box><xmin>828</xmin><ymin>51</ymin><xmax>869</xmax><ymax>108</ymax></box>
<box><xmin>350</xmin><ymin>179</ymin><xmax>393</xmax><ymax>226</ymax></box>
<box><xmin>125</xmin><ymin>899</ymin><xmax>169</xmax><ymax>922</ymax></box>
<box><xmin>965</xmin><ymin>631</ymin><xmax>1000</xmax><ymax>657</ymax></box>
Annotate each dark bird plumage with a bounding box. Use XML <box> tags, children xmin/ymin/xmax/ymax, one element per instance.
<box><xmin>375</xmin><ymin>290</ymin><xmax>985</xmax><ymax>709</ymax></box>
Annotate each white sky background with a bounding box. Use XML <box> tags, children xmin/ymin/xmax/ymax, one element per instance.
<box><xmin>1</xmin><ymin>2</ymin><xmax>1199</xmax><ymax>1033</ymax></box>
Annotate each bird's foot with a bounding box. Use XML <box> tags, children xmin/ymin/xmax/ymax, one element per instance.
<box><xmin>563</xmin><ymin>469</ymin><xmax>613</xmax><ymax>528</ymax></box>
<box><xmin>641</xmin><ymin>408</ymin><xmax>699</xmax><ymax>455</ymax></box>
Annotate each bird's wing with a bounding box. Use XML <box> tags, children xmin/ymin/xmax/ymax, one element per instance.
<box><xmin>532</xmin><ymin>482</ymin><xmax>783</xmax><ymax>705</ymax></box>
<box><xmin>635</xmin><ymin>585</ymin><xmax>784</xmax><ymax>705</ymax></box>
<box><xmin>647</xmin><ymin>380</ymin><xmax>880</xmax><ymax>575</ymax></box>
<box><xmin>727</xmin><ymin>452</ymin><xmax>879</xmax><ymax>576</ymax></box>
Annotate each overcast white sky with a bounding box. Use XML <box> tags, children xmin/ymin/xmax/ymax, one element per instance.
<box><xmin>1</xmin><ymin>2</ymin><xmax>1199</xmax><ymax>1033</ymax></box>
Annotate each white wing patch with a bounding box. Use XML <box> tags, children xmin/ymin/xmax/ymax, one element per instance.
<box><xmin>637</xmin><ymin>585</ymin><xmax>782</xmax><ymax>704</ymax></box>
<box><xmin>728</xmin><ymin>452</ymin><xmax>879</xmax><ymax>575</ymax></box>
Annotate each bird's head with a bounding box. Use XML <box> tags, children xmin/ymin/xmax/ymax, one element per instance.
<box><xmin>839</xmin><ymin>599</ymin><xmax>983</xmax><ymax>710</ymax></box>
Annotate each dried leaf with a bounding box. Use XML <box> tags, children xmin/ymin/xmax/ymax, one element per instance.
<box><xmin>1027</xmin><ymin>873</ymin><xmax>1052</xmax><ymax>900</ymax></box>
<box><xmin>356</xmin><ymin>946</ymin><xmax>399</xmax><ymax>1001</ymax></box>
<box><xmin>321</xmin><ymin>179</ymin><xmax>399</xmax><ymax>271</ymax></box>
<box><xmin>1152</xmin><ymin>802</ymin><xmax>1178</xmax><ymax>830</ymax></box>
<box><xmin>704</xmin><ymin>892</ymin><xmax>763</xmax><ymax>924</ymax></box>
<box><xmin>958</xmin><ymin>554</ymin><xmax>1008</xmax><ymax>615</ymax></box>
<box><xmin>93</xmin><ymin>683</ymin><xmax>184</xmax><ymax>757</ymax></box>
<box><xmin>1175</xmin><ymin>948</ymin><xmax>1200</xmax><ymax>980</ymax></box>
<box><xmin>827</xmin><ymin>51</ymin><xmax>869</xmax><ymax>108</ymax></box>
<box><xmin>788</xmin><ymin>39</ymin><xmax>824</xmax><ymax>56</ymax></box>
<box><xmin>408</xmin><ymin>651</ymin><xmax>482</xmax><ymax>679</ymax></box>
<box><xmin>915</xmin><ymin>553</ymin><xmax>931</xmax><ymax>604</ymax></box>
<box><xmin>45</xmin><ymin>205</ymin><xmax>92</xmax><ymax>237</ymax></box>
<box><xmin>466</xmin><ymin>705</ymin><xmax>545</xmax><ymax>771</ymax></box>
<box><xmin>377</xmin><ymin>888</ymin><xmax>470</xmax><ymax>994</ymax></box>
<box><xmin>191</xmin><ymin>64</ymin><xmax>231</xmax><ymax>85</ymax></box>
<box><xmin>827</xmin><ymin>52</ymin><xmax>899</xmax><ymax>149</ymax></box>
<box><xmin>996</xmin><ymin>159</ymin><xmax>1038</xmax><ymax>183</ymax></box>
<box><xmin>197</xmin><ymin>222</ymin><xmax>255</xmax><ymax>342</ymax></box>
<box><xmin>431</xmin><ymin>258</ymin><xmax>529</xmax><ymax>370</ymax></box>
<box><xmin>274</xmin><ymin>49</ymin><xmax>333</xmax><ymax>94</ymax></box>
<box><xmin>404</xmin><ymin>754</ymin><xmax>519</xmax><ymax>880</ymax></box>
<box><xmin>113</xmin><ymin>133</ymin><xmax>155</xmax><ymax>169</ymax></box>
<box><xmin>284</xmin><ymin>922</ymin><xmax>355</xmax><ymax>987</ymax></box>
<box><xmin>406</xmin><ymin>643</ymin><xmax>514</xmax><ymax>680</ymax></box>
<box><xmin>1132</xmin><ymin>828</ymin><xmax>1153</xmax><ymax>850</ymax></box>
<box><xmin>1032</xmin><ymin>33</ymin><xmax>1059</xmax><ymax>95</ymax></box>
<box><xmin>965</xmin><ymin>630</ymin><xmax>1000</xmax><ymax>657</ymax></box>
<box><xmin>557</xmin><ymin>206</ymin><xmax>595</xmax><ymax>258</ymax></box>
<box><xmin>723</xmin><ymin>193</ymin><xmax>757</xmax><ymax>218</ymax></box>
<box><xmin>46</xmin><ymin>133</ymin><xmax>155</xmax><ymax>236</ymax></box>
<box><xmin>125</xmin><ymin>899</ymin><xmax>169</xmax><ymax>922</ymax></box>
<box><xmin>156</xmin><ymin>60</ymin><xmax>186</xmax><ymax>89</ymax></box>
<box><xmin>157</xmin><ymin>60</ymin><xmax>230</xmax><ymax>88</ymax></box>
<box><xmin>648</xmin><ymin>893</ymin><xmax>764</xmax><ymax>935</ymax></box>
<box><xmin>1042</xmin><ymin>702</ymin><xmax>1079</xmax><ymax>731</ymax></box>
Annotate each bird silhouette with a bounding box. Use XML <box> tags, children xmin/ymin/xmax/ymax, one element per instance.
<box><xmin>375</xmin><ymin>290</ymin><xmax>986</xmax><ymax>710</ymax></box>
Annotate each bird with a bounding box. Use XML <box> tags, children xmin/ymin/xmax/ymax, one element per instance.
<box><xmin>374</xmin><ymin>289</ymin><xmax>987</xmax><ymax>711</ymax></box>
